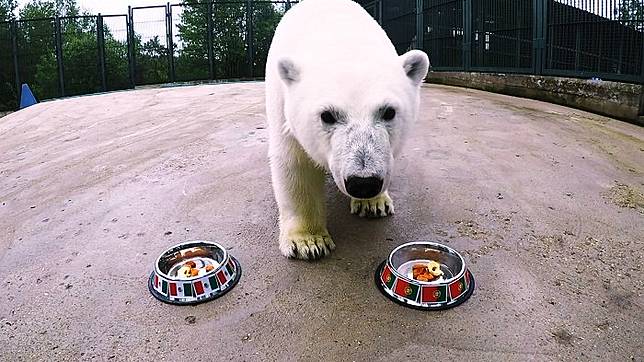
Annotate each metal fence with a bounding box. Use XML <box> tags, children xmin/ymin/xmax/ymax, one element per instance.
<box><xmin>366</xmin><ymin>0</ymin><xmax>643</xmax><ymax>84</ymax></box>
<box><xmin>0</xmin><ymin>0</ymin><xmax>294</xmax><ymax>111</ymax></box>
<box><xmin>1</xmin><ymin>0</ymin><xmax>642</xmax><ymax>112</ymax></box>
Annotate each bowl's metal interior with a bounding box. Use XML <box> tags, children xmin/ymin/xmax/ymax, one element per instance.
<box><xmin>156</xmin><ymin>242</ymin><xmax>226</xmax><ymax>279</ymax></box>
<box><xmin>389</xmin><ymin>242</ymin><xmax>464</xmax><ymax>283</ymax></box>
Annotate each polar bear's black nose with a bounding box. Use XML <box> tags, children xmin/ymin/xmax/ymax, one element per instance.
<box><xmin>345</xmin><ymin>176</ymin><xmax>383</xmax><ymax>199</ymax></box>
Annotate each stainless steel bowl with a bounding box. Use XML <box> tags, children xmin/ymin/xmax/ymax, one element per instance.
<box><xmin>148</xmin><ymin>241</ymin><xmax>241</xmax><ymax>305</ymax></box>
<box><xmin>375</xmin><ymin>241</ymin><xmax>474</xmax><ymax>310</ymax></box>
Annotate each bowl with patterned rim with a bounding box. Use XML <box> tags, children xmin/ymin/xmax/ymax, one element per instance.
<box><xmin>375</xmin><ymin>241</ymin><xmax>474</xmax><ymax>310</ymax></box>
<box><xmin>148</xmin><ymin>240</ymin><xmax>241</xmax><ymax>305</ymax></box>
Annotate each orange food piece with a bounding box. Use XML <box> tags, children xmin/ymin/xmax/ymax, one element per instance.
<box><xmin>205</xmin><ymin>264</ymin><xmax>215</xmax><ymax>272</ymax></box>
<box><xmin>412</xmin><ymin>263</ymin><xmax>436</xmax><ymax>282</ymax></box>
<box><xmin>189</xmin><ymin>268</ymin><xmax>199</xmax><ymax>276</ymax></box>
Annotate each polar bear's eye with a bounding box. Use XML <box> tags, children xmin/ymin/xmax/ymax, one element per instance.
<box><xmin>320</xmin><ymin>111</ymin><xmax>337</xmax><ymax>125</ymax></box>
<box><xmin>382</xmin><ymin>107</ymin><xmax>396</xmax><ymax>121</ymax></box>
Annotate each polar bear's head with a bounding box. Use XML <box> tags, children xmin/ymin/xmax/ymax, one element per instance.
<box><xmin>277</xmin><ymin>50</ymin><xmax>429</xmax><ymax>199</ymax></box>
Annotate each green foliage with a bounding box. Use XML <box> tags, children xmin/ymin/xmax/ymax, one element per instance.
<box><xmin>19</xmin><ymin>0</ymin><xmax>78</xmax><ymax>18</ymax></box>
<box><xmin>616</xmin><ymin>0</ymin><xmax>644</xmax><ymax>30</ymax></box>
<box><xmin>0</xmin><ymin>0</ymin><xmax>17</xmax><ymax>21</ymax></box>
<box><xmin>104</xmin><ymin>35</ymin><xmax>130</xmax><ymax>90</ymax></box>
<box><xmin>175</xmin><ymin>1</ymin><xmax>283</xmax><ymax>79</ymax></box>
<box><xmin>32</xmin><ymin>51</ymin><xmax>58</xmax><ymax>99</ymax></box>
<box><xmin>14</xmin><ymin>0</ymin><xmax>83</xmax><ymax>101</ymax></box>
<box><xmin>6</xmin><ymin>0</ymin><xmax>129</xmax><ymax>108</ymax></box>
<box><xmin>0</xmin><ymin>0</ymin><xmax>289</xmax><ymax>111</ymax></box>
<box><xmin>135</xmin><ymin>35</ymin><xmax>170</xmax><ymax>85</ymax></box>
<box><xmin>0</xmin><ymin>2</ymin><xmax>17</xmax><ymax>109</ymax></box>
<box><xmin>251</xmin><ymin>3</ymin><xmax>284</xmax><ymax>77</ymax></box>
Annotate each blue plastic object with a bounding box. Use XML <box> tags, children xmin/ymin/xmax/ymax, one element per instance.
<box><xmin>19</xmin><ymin>84</ymin><xmax>38</xmax><ymax>109</ymax></box>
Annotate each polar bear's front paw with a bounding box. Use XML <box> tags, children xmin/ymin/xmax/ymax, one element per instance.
<box><xmin>350</xmin><ymin>191</ymin><xmax>395</xmax><ymax>218</ymax></box>
<box><xmin>279</xmin><ymin>230</ymin><xmax>336</xmax><ymax>260</ymax></box>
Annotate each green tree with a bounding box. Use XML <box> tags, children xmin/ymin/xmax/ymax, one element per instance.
<box><xmin>19</xmin><ymin>0</ymin><xmax>78</xmax><ymax>18</ymax></box>
<box><xmin>0</xmin><ymin>1</ymin><xmax>18</xmax><ymax>110</ymax></box>
<box><xmin>103</xmin><ymin>33</ymin><xmax>130</xmax><ymax>91</ymax></box>
<box><xmin>616</xmin><ymin>0</ymin><xmax>644</xmax><ymax>30</ymax></box>
<box><xmin>7</xmin><ymin>0</ymin><xmax>129</xmax><ymax>106</ymax></box>
<box><xmin>175</xmin><ymin>2</ymin><xmax>285</xmax><ymax>80</ymax></box>
<box><xmin>251</xmin><ymin>3</ymin><xmax>284</xmax><ymax>77</ymax></box>
<box><xmin>38</xmin><ymin>18</ymin><xmax>130</xmax><ymax>96</ymax></box>
<box><xmin>0</xmin><ymin>0</ymin><xmax>17</xmax><ymax>21</ymax></box>
<box><xmin>134</xmin><ymin>35</ymin><xmax>170</xmax><ymax>85</ymax></box>
<box><xmin>16</xmin><ymin>0</ymin><xmax>81</xmax><ymax>100</ymax></box>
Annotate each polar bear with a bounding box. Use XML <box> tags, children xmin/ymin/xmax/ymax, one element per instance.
<box><xmin>265</xmin><ymin>0</ymin><xmax>429</xmax><ymax>259</ymax></box>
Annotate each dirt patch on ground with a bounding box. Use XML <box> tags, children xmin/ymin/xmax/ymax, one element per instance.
<box><xmin>455</xmin><ymin>220</ymin><xmax>487</xmax><ymax>239</ymax></box>
<box><xmin>603</xmin><ymin>183</ymin><xmax>644</xmax><ymax>210</ymax></box>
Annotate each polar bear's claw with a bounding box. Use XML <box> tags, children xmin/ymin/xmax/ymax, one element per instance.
<box><xmin>350</xmin><ymin>191</ymin><xmax>395</xmax><ymax>218</ymax></box>
<box><xmin>280</xmin><ymin>232</ymin><xmax>336</xmax><ymax>260</ymax></box>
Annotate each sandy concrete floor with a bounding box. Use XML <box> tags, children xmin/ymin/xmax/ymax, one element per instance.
<box><xmin>0</xmin><ymin>83</ymin><xmax>642</xmax><ymax>361</ymax></box>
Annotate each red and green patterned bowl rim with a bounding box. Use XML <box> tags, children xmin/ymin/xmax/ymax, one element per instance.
<box><xmin>375</xmin><ymin>241</ymin><xmax>475</xmax><ymax>310</ymax></box>
<box><xmin>148</xmin><ymin>241</ymin><xmax>242</xmax><ymax>305</ymax></box>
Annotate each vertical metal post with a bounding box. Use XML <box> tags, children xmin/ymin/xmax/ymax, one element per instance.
<box><xmin>97</xmin><ymin>14</ymin><xmax>107</xmax><ymax>92</ymax></box>
<box><xmin>640</xmin><ymin>28</ymin><xmax>644</xmax><ymax>85</ymax></box>
<box><xmin>378</xmin><ymin>0</ymin><xmax>383</xmax><ymax>25</ymax></box>
<box><xmin>246</xmin><ymin>0</ymin><xmax>254</xmax><ymax>78</ymax></box>
<box><xmin>415</xmin><ymin>0</ymin><xmax>423</xmax><ymax>50</ymax></box>
<box><xmin>595</xmin><ymin>32</ymin><xmax>602</xmax><ymax>74</ymax></box>
<box><xmin>574</xmin><ymin>26</ymin><xmax>580</xmax><ymax>71</ymax></box>
<box><xmin>207</xmin><ymin>0</ymin><xmax>214</xmax><ymax>80</ymax></box>
<box><xmin>54</xmin><ymin>17</ymin><xmax>65</xmax><ymax>97</ymax></box>
<box><xmin>533</xmin><ymin>0</ymin><xmax>546</xmax><ymax>75</ymax></box>
<box><xmin>286</xmin><ymin>0</ymin><xmax>291</xmax><ymax>11</ymax></box>
<box><xmin>11</xmin><ymin>20</ymin><xmax>20</xmax><ymax>105</ymax></box>
<box><xmin>515</xmin><ymin>1</ymin><xmax>520</xmax><ymax>69</ymax></box>
<box><xmin>616</xmin><ymin>37</ymin><xmax>623</xmax><ymax>75</ymax></box>
<box><xmin>463</xmin><ymin>0</ymin><xmax>471</xmax><ymax>71</ymax></box>
<box><xmin>166</xmin><ymin>3</ymin><xmax>175</xmax><ymax>82</ymax></box>
<box><xmin>127</xmin><ymin>7</ymin><xmax>136</xmax><ymax>88</ymax></box>
<box><xmin>546</xmin><ymin>0</ymin><xmax>552</xmax><ymax>72</ymax></box>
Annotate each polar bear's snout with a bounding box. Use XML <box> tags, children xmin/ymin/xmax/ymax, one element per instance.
<box><xmin>329</xmin><ymin>122</ymin><xmax>393</xmax><ymax>199</ymax></box>
<box><xmin>344</xmin><ymin>176</ymin><xmax>383</xmax><ymax>199</ymax></box>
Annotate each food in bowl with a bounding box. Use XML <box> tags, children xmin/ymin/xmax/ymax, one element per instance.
<box><xmin>411</xmin><ymin>260</ymin><xmax>444</xmax><ymax>282</ymax></box>
<box><xmin>175</xmin><ymin>259</ymin><xmax>220</xmax><ymax>280</ymax></box>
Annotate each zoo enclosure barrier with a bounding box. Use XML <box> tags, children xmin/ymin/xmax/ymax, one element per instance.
<box><xmin>362</xmin><ymin>0</ymin><xmax>643</xmax><ymax>84</ymax></box>
<box><xmin>0</xmin><ymin>0</ymin><xmax>642</xmax><ymax>112</ymax></box>
<box><xmin>0</xmin><ymin>0</ymin><xmax>295</xmax><ymax>111</ymax></box>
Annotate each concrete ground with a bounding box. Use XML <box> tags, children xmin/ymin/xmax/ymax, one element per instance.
<box><xmin>0</xmin><ymin>83</ymin><xmax>642</xmax><ymax>361</ymax></box>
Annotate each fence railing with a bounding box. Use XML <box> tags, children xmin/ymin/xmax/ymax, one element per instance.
<box><xmin>0</xmin><ymin>0</ymin><xmax>294</xmax><ymax>111</ymax></box>
<box><xmin>1</xmin><ymin>0</ymin><xmax>642</xmax><ymax>112</ymax></box>
<box><xmin>367</xmin><ymin>0</ymin><xmax>643</xmax><ymax>84</ymax></box>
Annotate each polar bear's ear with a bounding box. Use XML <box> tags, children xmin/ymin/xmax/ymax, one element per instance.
<box><xmin>277</xmin><ymin>58</ymin><xmax>300</xmax><ymax>85</ymax></box>
<box><xmin>400</xmin><ymin>50</ymin><xmax>430</xmax><ymax>85</ymax></box>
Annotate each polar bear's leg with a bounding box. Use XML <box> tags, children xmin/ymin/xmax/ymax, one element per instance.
<box><xmin>350</xmin><ymin>190</ymin><xmax>395</xmax><ymax>218</ymax></box>
<box><xmin>270</xmin><ymin>144</ymin><xmax>336</xmax><ymax>259</ymax></box>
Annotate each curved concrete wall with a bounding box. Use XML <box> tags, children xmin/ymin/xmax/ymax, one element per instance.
<box><xmin>426</xmin><ymin>72</ymin><xmax>644</xmax><ymax>126</ymax></box>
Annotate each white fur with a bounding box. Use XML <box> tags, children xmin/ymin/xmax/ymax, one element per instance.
<box><xmin>265</xmin><ymin>0</ymin><xmax>429</xmax><ymax>259</ymax></box>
